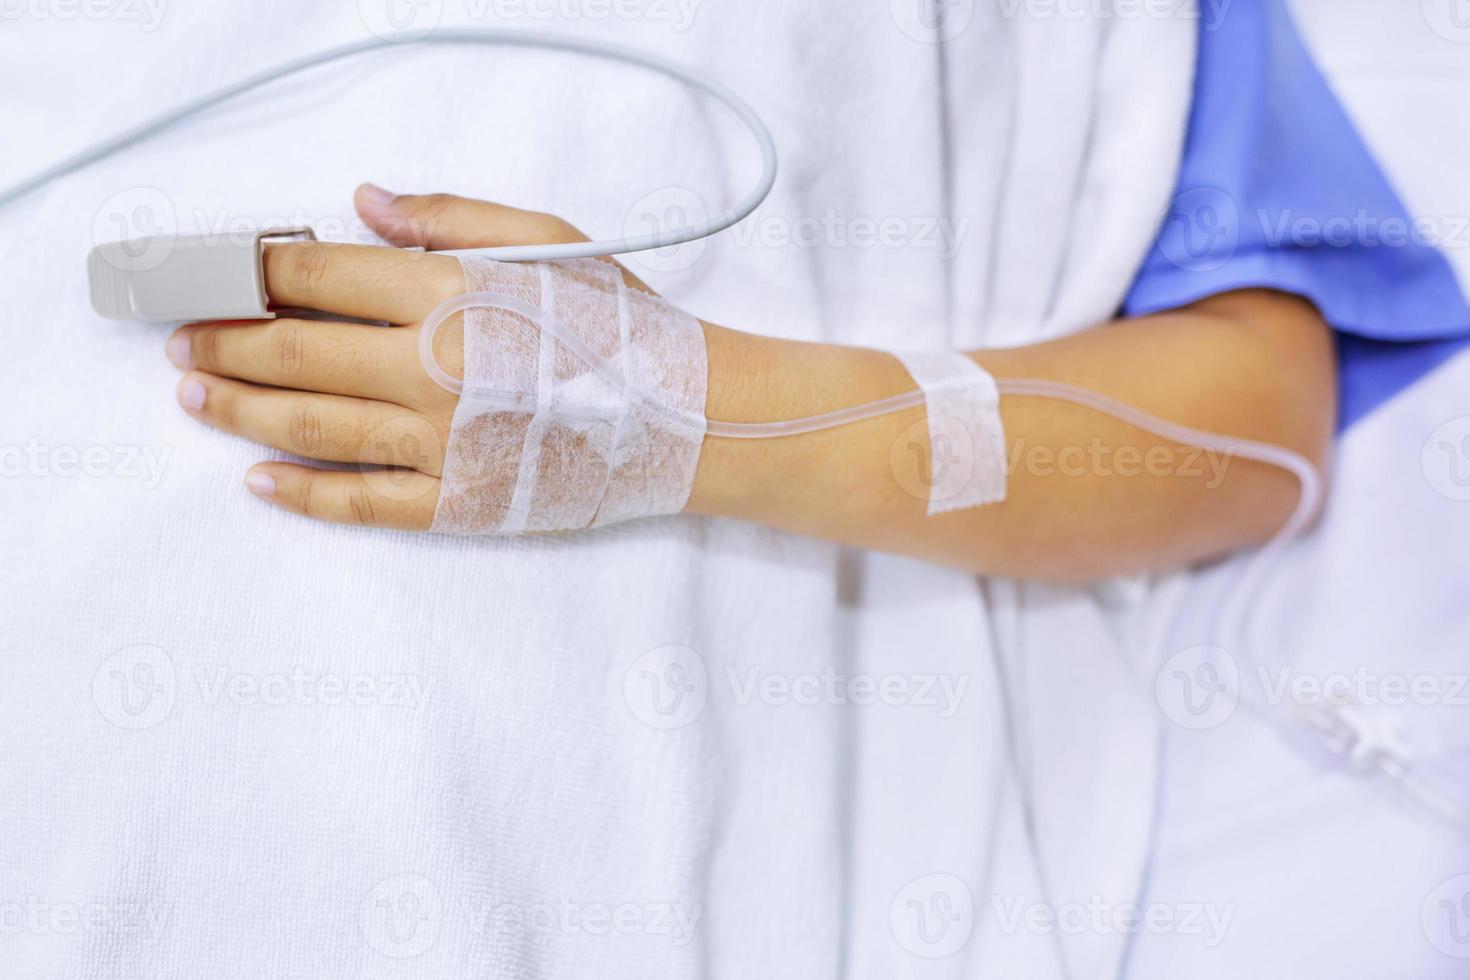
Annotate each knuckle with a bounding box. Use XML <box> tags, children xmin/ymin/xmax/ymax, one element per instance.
<box><xmin>298</xmin><ymin>477</ymin><xmax>316</xmax><ymax>518</ymax></box>
<box><xmin>287</xmin><ymin>400</ymin><xmax>325</xmax><ymax>455</ymax></box>
<box><xmin>191</xmin><ymin>328</ymin><xmax>220</xmax><ymax>369</ymax></box>
<box><xmin>538</xmin><ymin>213</ymin><xmax>584</xmax><ymax>242</ymax></box>
<box><xmin>363</xmin><ymin>417</ymin><xmax>403</xmax><ymax>467</ymax></box>
<box><xmin>422</xmin><ymin>193</ymin><xmax>456</xmax><ymax>218</ymax></box>
<box><xmin>366</xmin><ymin>415</ymin><xmax>432</xmax><ymax>471</ymax></box>
<box><xmin>212</xmin><ymin>384</ymin><xmax>240</xmax><ymax>430</ymax></box>
<box><xmin>272</xmin><ymin>322</ymin><xmax>308</xmax><ymax>377</ymax></box>
<box><xmin>345</xmin><ymin>487</ymin><xmax>379</xmax><ymax>527</ymax></box>
<box><xmin>396</xmin><ymin>416</ymin><xmax>437</xmax><ymax>471</ymax></box>
<box><xmin>428</xmin><ymin>261</ymin><xmax>464</xmax><ymax>300</ymax></box>
<box><xmin>287</xmin><ymin>243</ymin><xmax>331</xmax><ymax>296</ymax></box>
<box><xmin>406</xmin><ymin>254</ymin><xmax>465</xmax><ymax>305</ymax></box>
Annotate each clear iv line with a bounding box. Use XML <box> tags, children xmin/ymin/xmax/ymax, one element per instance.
<box><xmin>426</xmin><ymin>292</ymin><xmax>1470</xmax><ymax>833</ymax></box>
<box><xmin>422</xmin><ymin>292</ymin><xmax>1319</xmax><ymax>523</ymax></box>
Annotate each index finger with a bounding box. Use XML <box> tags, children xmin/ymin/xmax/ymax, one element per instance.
<box><xmin>263</xmin><ymin>241</ymin><xmax>463</xmax><ymax>325</ymax></box>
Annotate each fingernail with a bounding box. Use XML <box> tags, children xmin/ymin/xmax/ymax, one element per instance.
<box><xmin>176</xmin><ymin>377</ymin><xmax>206</xmax><ymax>411</ymax></box>
<box><xmin>165</xmin><ymin>333</ymin><xmax>192</xmax><ymax>370</ymax></box>
<box><xmin>360</xmin><ymin>182</ymin><xmax>396</xmax><ymax>207</ymax></box>
<box><xmin>245</xmin><ymin>471</ymin><xmax>276</xmax><ymax>497</ymax></box>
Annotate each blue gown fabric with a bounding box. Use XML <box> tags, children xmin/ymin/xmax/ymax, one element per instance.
<box><xmin>1127</xmin><ymin>1</ymin><xmax>1470</xmax><ymax>429</ymax></box>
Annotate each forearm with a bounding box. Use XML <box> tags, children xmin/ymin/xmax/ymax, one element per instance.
<box><xmin>688</xmin><ymin>289</ymin><xmax>1337</xmax><ymax>582</ymax></box>
<box><xmin>178</xmin><ymin>196</ymin><xmax>1337</xmax><ymax>554</ymax></box>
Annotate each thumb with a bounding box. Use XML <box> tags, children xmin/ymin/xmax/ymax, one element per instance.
<box><xmin>354</xmin><ymin>183</ymin><xmax>588</xmax><ymax>251</ymax></box>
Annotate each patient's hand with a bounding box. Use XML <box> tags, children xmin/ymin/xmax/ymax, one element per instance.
<box><xmin>167</xmin><ymin>184</ymin><xmax>618</xmax><ymax>530</ymax></box>
<box><xmin>169</xmin><ymin>185</ymin><xmax>1337</xmax><ymax>580</ymax></box>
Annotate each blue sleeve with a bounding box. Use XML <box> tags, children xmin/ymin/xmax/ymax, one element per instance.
<box><xmin>1125</xmin><ymin>0</ymin><xmax>1470</xmax><ymax>430</ymax></box>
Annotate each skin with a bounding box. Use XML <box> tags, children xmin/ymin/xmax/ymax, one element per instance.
<box><xmin>168</xmin><ymin>184</ymin><xmax>1337</xmax><ymax>582</ymax></box>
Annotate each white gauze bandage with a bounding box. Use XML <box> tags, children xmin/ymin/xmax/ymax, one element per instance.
<box><xmin>890</xmin><ymin>351</ymin><xmax>1009</xmax><ymax>514</ymax></box>
<box><xmin>431</xmin><ymin>256</ymin><xmax>708</xmax><ymax>535</ymax></box>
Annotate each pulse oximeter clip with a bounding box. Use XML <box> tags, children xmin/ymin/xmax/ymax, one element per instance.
<box><xmin>87</xmin><ymin>227</ymin><xmax>315</xmax><ymax>322</ymax></box>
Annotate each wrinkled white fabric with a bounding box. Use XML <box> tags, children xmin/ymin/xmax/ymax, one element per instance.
<box><xmin>432</xmin><ymin>257</ymin><xmax>707</xmax><ymax>535</ymax></box>
<box><xmin>8</xmin><ymin>4</ymin><xmax>1373</xmax><ymax>980</ymax></box>
<box><xmin>7</xmin><ymin>4</ymin><xmax>1464</xmax><ymax>977</ymax></box>
<box><xmin>1127</xmin><ymin>2</ymin><xmax>1470</xmax><ymax>975</ymax></box>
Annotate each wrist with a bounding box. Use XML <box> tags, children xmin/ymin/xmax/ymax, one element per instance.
<box><xmin>685</xmin><ymin>322</ymin><xmax>924</xmax><ymax>522</ymax></box>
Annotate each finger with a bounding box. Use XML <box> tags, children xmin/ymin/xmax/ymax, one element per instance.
<box><xmin>353</xmin><ymin>184</ymin><xmax>654</xmax><ymax>293</ymax></box>
<box><xmin>176</xmin><ymin>372</ymin><xmax>445</xmax><ymax>475</ymax></box>
<box><xmin>262</xmin><ymin>240</ymin><xmax>462</xmax><ymax>324</ymax></box>
<box><xmin>169</xmin><ymin>318</ymin><xmax>421</xmax><ymax>405</ymax></box>
<box><xmin>355</xmin><ymin>184</ymin><xmax>588</xmax><ymax>251</ymax></box>
<box><xmin>244</xmin><ymin>462</ymin><xmax>439</xmax><ymax>531</ymax></box>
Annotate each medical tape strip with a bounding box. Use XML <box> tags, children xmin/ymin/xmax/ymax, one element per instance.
<box><xmin>431</xmin><ymin>256</ymin><xmax>708</xmax><ymax>535</ymax></box>
<box><xmin>891</xmin><ymin>351</ymin><xmax>1009</xmax><ymax>514</ymax></box>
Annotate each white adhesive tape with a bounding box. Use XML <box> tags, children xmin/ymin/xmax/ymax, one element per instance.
<box><xmin>891</xmin><ymin>351</ymin><xmax>1009</xmax><ymax>514</ymax></box>
<box><xmin>431</xmin><ymin>257</ymin><xmax>707</xmax><ymax>535</ymax></box>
